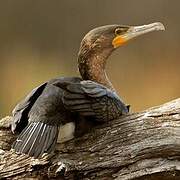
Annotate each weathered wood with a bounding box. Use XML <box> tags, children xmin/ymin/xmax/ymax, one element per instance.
<box><xmin>0</xmin><ymin>98</ymin><xmax>180</xmax><ymax>179</ymax></box>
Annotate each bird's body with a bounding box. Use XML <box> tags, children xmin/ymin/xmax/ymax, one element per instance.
<box><xmin>11</xmin><ymin>22</ymin><xmax>165</xmax><ymax>158</ymax></box>
<box><xmin>12</xmin><ymin>76</ymin><xmax>128</xmax><ymax>157</ymax></box>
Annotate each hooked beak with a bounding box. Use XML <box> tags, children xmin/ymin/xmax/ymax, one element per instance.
<box><xmin>112</xmin><ymin>22</ymin><xmax>165</xmax><ymax>48</ymax></box>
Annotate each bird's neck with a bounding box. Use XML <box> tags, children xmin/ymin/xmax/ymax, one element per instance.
<box><xmin>78</xmin><ymin>47</ymin><xmax>114</xmax><ymax>91</ymax></box>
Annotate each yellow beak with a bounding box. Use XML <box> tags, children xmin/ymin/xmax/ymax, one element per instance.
<box><xmin>112</xmin><ymin>22</ymin><xmax>165</xmax><ymax>48</ymax></box>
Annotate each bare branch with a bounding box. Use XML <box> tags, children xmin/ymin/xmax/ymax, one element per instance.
<box><xmin>0</xmin><ymin>98</ymin><xmax>180</xmax><ymax>179</ymax></box>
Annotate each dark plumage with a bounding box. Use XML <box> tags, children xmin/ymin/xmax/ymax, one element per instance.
<box><xmin>11</xmin><ymin>22</ymin><xmax>165</xmax><ymax>158</ymax></box>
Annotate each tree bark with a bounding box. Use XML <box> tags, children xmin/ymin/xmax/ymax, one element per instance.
<box><xmin>0</xmin><ymin>98</ymin><xmax>180</xmax><ymax>180</ymax></box>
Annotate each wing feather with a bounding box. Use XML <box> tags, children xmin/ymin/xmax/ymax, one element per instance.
<box><xmin>54</xmin><ymin>80</ymin><xmax>129</xmax><ymax>122</ymax></box>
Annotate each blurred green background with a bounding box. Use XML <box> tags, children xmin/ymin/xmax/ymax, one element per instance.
<box><xmin>1</xmin><ymin>0</ymin><xmax>180</xmax><ymax>118</ymax></box>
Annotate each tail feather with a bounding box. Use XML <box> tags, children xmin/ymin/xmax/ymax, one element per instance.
<box><xmin>12</xmin><ymin>122</ymin><xmax>59</xmax><ymax>158</ymax></box>
<box><xmin>38</xmin><ymin>125</ymin><xmax>55</xmax><ymax>156</ymax></box>
<box><xmin>46</xmin><ymin>132</ymin><xmax>58</xmax><ymax>154</ymax></box>
<box><xmin>26</xmin><ymin>122</ymin><xmax>44</xmax><ymax>155</ymax></box>
<box><xmin>13</xmin><ymin>123</ymin><xmax>35</xmax><ymax>153</ymax></box>
<box><xmin>46</xmin><ymin>125</ymin><xmax>58</xmax><ymax>150</ymax></box>
<box><xmin>33</xmin><ymin>124</ymin><xmax>49</xmax><ymax>157</ymax></box>
<box><xmin>21</xmin><ymin>123</ymin><xmax>40</xmax><ymax>153</ymax></box>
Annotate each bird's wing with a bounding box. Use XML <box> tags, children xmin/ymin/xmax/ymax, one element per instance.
<box><xmin>12</xmin><ymin>121</ymin><xmax>59</xmax><ymax>158</ymax></box>
<box><xmin>11</xmin><ymin>82</ymin><xmax>47</xmax><ymax>133</ymax></box>
<box><xmin>11</xmin><ymin>77</ymin><xmax>82</xmax><ymax>158</ymax></box>
<box><xmin>54</xmin><ymin>80</ymin><xmax>129</xmax><ymax>122</ymax></box>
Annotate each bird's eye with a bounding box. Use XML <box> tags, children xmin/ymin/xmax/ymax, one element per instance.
<box><xmin>115</xmin><ymin>28</ymin><xmax>123</xmax><ymax>35</ymax></box>
<box><xmin>115</xmin><ymin>28</ymin><xmax>127</xmax><ymax>36</ymax></box>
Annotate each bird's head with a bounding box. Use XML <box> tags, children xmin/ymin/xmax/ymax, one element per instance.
<box><xmin>78</xmin><ymin>22</ymin><xmax>165</xmax><ymax>86</ymax></box>
<box><xmin>79</xmin><ymin>22</ymin><xmax>165</xmax><ymax>56</ymax></box>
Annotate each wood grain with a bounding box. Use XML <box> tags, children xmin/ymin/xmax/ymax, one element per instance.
<box><xmin>0</xmin><ymin>98</ymin><xmax>180</xmax><ymax>179</ymax></box>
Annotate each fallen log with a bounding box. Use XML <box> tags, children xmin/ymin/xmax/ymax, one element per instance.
<box><xmin>0</xmin><ymin>98</ymin><xmax>180</xmax><ymax>179</ymax></box>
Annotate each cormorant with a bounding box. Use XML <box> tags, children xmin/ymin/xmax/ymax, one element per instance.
<box><xmin>11</xmin><ymin>22</ymin><xmax>165</xmax><ymax>158</ymax></box>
